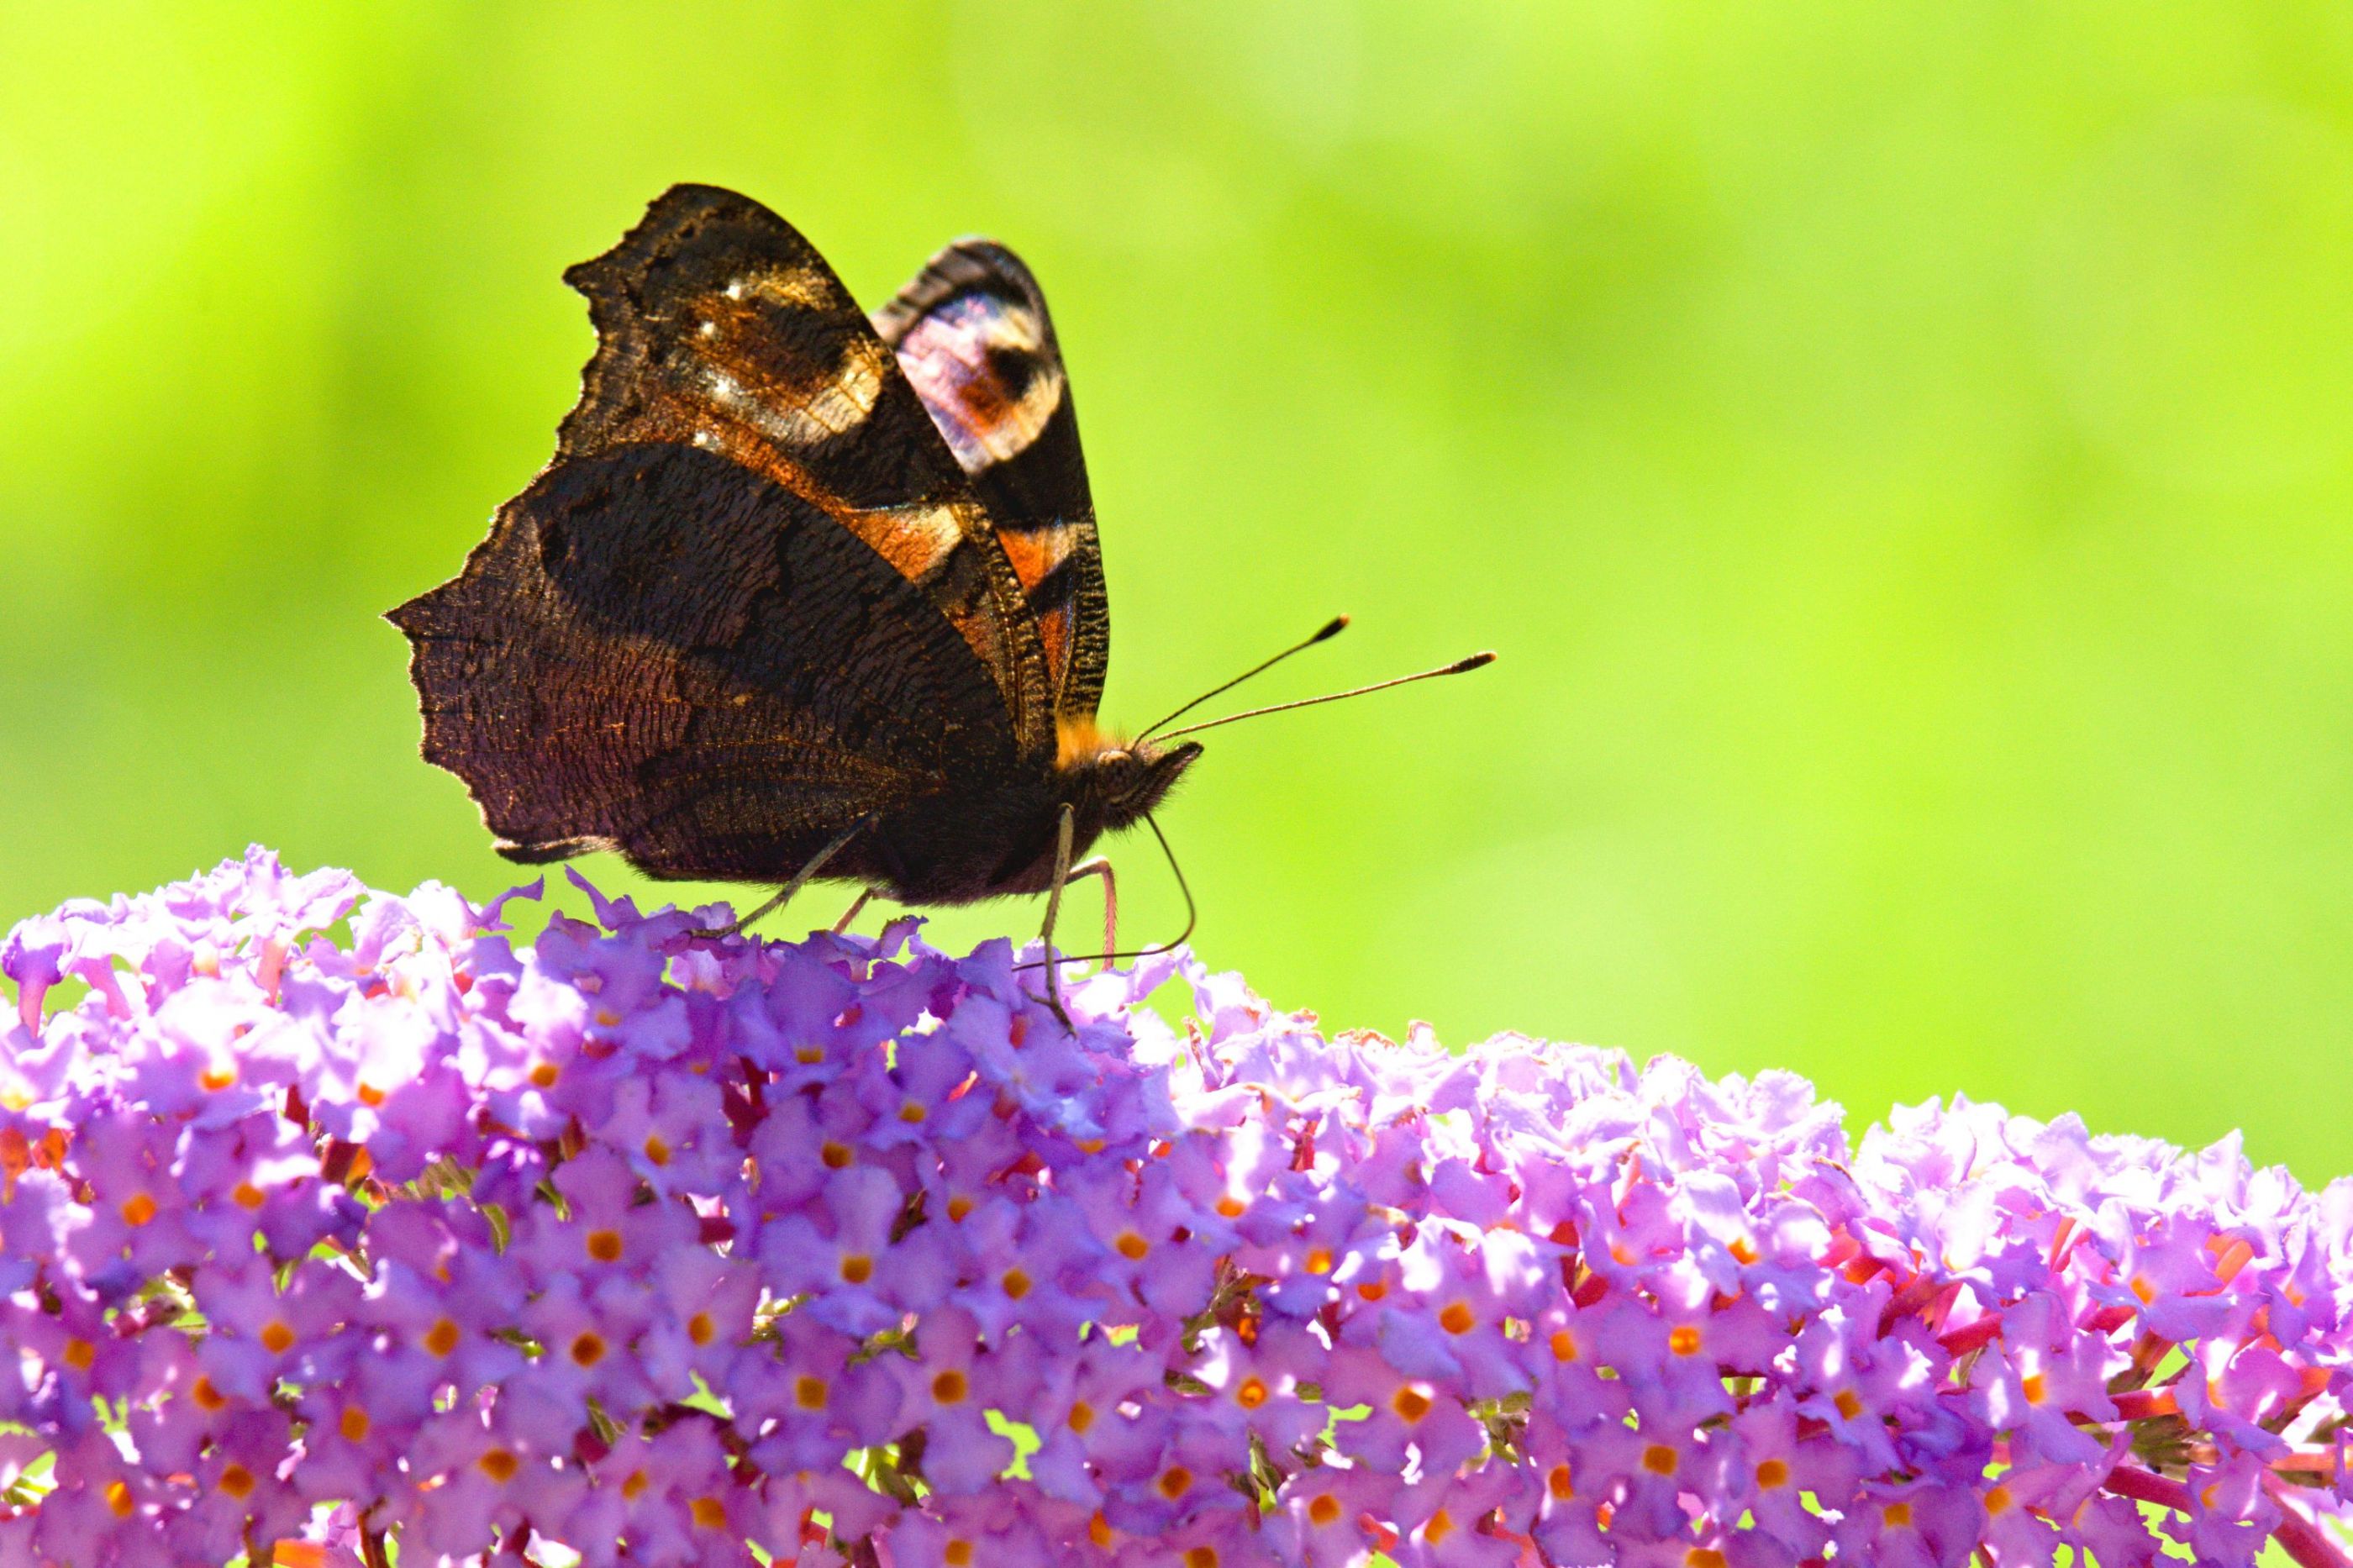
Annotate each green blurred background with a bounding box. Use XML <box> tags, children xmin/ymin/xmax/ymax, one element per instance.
<box><xmin>6</xmin><ymin>3</ymin><xmax>2353</xmax><ymax>1178</ymax></box>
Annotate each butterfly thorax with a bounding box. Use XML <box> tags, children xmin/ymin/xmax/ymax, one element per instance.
<box><xmin>852</xmin><ymin>723</ymin><xmax>1198</xmax><ymax>906</ymax></box>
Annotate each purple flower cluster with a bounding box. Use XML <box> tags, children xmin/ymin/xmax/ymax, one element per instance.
<box><xmin>3</xmin><ymin>850</ymin><xmax>2351</xmax><ymax>1568</ymax></box>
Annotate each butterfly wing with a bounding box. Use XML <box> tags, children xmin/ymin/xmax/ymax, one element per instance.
<box><xmin>875</xmin><ymin>240</ymin><xmax>1109</xmax><ymax>722</ymax></box>
<box><xmin>390</xmin><ymin>186</ymin><xmax>1059</xmax><ymax>882</ymax></box>
<box><xmin>554</xmin><ymin>184</ymin><xmax>1056</xmax><ymax>756</ymax></box>
<box><xmin>390</xmin><ymin>441</ymin><xmax>1022</xmax><ymax>881</ymax></box>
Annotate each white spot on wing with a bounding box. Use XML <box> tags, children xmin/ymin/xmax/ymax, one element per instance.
<box><xmin>719</xmin><ymin>337</ymin><xmax>889</xmax><ymax>446</ymax></box>
<box><xmin>861</xmin><ymin>501</ymin><xmax>974</xmax><ymax>579</ymax></box>
<box><xmin>743</xmin><ymin>266</ymin><xmax>833</xmax><ymax>310</ymax></box>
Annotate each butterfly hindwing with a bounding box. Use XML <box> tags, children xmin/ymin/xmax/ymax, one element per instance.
<box><xmin>390</xmin><ymin>440</ymin><xmax>1019</xmax><ymax>881</ymax></box>
<box><xmin>876</xmin><ymin>239</ymin><xmax>1110</xmax><ymax>722</ymax></box>
<box><xmin>555</xmin><ymin>184</ymin><xmax>1056</xmax><ymax>757</ymax></box>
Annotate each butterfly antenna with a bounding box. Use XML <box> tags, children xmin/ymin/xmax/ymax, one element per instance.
<box><xmin>1137</xmin><ymin>614</ymin><xmax>1350</xmax><ymax>741</ymax></box>
<box><xmin>1014</xmin><ymin>813</ymin><xmax>1197</xmax><ymax>970</ymax></box>
<box><xmin>1152</xmin><ymin>651</ymin><xmax>1496</xmax><ymax>740</ymax></box>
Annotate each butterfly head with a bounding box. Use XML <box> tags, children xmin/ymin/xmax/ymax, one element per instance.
<box><xmin>1055</xmin><ymin>716</ymin><xmax>1202</xmax><ymax>833</ymax></box>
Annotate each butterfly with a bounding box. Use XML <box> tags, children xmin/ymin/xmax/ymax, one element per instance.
<box><xmin>389</xmin><ymin>185</ymin><xmax>1487</xmax><ymax>1008</ymax></box>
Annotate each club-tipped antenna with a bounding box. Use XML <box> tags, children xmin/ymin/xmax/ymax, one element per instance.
<box><xmin>1137</xmin><ymin>613</ymin><xmax>1350</xmax><ymax>742</ymax></box>
<box><xmin>1151</xmin><ymin>651</ymin><xmax>1496</xmax><ymax>741</ymax></box>
<box><xmin>1014</xmin><ymin>813</ymin><xmax>1197</xmax><ymax>971</ymax></box>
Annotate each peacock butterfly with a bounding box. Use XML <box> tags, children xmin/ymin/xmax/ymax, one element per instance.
<box><xmin>389</xmin><ymin>185</ymin><xmax>1487</xmax><ymax>1008</ymax></box>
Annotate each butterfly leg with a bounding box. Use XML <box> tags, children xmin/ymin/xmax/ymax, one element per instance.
<box><xmin>689</xmin><ymin>816</ymin><xmax>871</xmax><ymax>941</ymax></box>
<box><xmin>1035</xmin><ymin>803</ymin><xmax>1079</xmax><ymax>1025</ymax></box>
<box><xmin>830</xmin><ymin>887</ymin><xmax>878</xmax><ymax>934</ymax></box>
<box><xmin>1066</xmin><ymin>857</ymin><xmax>1117</xmax><ymax>958</ymax></box>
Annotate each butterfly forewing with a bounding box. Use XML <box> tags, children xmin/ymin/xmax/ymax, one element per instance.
<box><xmin>555</xmin><ymin>185</ymin><xmax>1055</xmax><ymax>756</ymax></box>
<box><xmin>876</xmin><ymin>239</ymin><xmax>1110</xmax><ymax>723</ymax></box>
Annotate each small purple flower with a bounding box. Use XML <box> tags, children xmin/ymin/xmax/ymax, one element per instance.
<box><xmin>4</xmin><ymin>849</ymin><xmax>2353</xmax><ymax>1568</ymax></box>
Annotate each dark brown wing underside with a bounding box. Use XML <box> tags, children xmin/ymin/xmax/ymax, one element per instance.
<box><xmin>388</xmin><ymin>441</ymin><xmax>1017</xmax><ymax>881</ymax></box>
<box><xmin>555</xmin><ymin>184</ymin><xmax>1055</xmax><ymax>758</ymax></box>
<box><xmin>875</xmin><ymin>239</ymin><xmax>1109</xmax><ymax>720</ymax></box>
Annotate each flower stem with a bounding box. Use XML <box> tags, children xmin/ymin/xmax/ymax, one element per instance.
<box><xmin>2268</xmin><ymin>1478</ymin><xmax>2353</xmax><ymax>1568</ymax></box>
